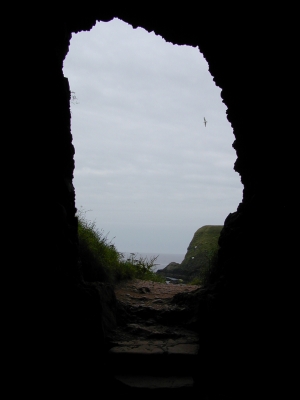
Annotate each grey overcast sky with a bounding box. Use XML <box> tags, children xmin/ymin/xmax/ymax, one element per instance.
<box><xmin>63</xmin><ymin>17</ymin><xmax>243</xmax><ymax>255</ymax></box>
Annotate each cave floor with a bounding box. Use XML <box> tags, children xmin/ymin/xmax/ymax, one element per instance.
<box><xmin>106</xmin><ymin>279</ymin><xmax>201</xmax><ymax>392</ymax></box>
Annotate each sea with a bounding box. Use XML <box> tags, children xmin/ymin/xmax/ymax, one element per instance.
<box><xmin>120</xmin><ymin>252</ymin><xmax>185</xmax><ymax>272</ymax></box>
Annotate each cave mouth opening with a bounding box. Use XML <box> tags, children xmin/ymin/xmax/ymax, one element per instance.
<box><xmin>63</xmin><ymin>17</ymin><xmax>243</xmax><ymax>287</ymax></box>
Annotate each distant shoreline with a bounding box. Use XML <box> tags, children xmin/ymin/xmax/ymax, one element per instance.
<box><xmin>120</xmin><ymin>252</ymin><xmax>185</xmax><ymax>271</ymax></box>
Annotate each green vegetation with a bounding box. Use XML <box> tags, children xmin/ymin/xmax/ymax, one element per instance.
<box><xmin>181</xmin><ymin>225</ymin><xmax>223</xmax><ymax>285</ymax></box>
<box><xmin>77</xmin><ymin>209</ymin><xmax>165</xmax><ymax>284</ymax></box>
<box><xmin>188</xmin><ymin>249</ymin><xmax>219</xmax><ymax>285</ymax></box>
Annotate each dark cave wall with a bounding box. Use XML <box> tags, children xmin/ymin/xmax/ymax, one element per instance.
<box><xmin>7</xmin><ymin>4</ymin><xmax>294</xmax><ymax>398</ymax></box>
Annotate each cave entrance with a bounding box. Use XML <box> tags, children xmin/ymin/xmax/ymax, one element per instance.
<box><xmin>63</xmin><ymin>17</ymin><xmax>242</xmax><ymax>282</ymax></box>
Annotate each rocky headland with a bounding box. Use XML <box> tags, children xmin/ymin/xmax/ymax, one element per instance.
<box><xmin>156</xmin><ymin>225</ymin><xmax>223</xmax><ymax>283</ymax></box>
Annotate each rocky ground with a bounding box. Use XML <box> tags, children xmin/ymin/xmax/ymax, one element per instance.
<box><xmin>107</xmin><ymin>279</ymin><xmax>202</xmax><ymax>341</ymax></box>
<box><xmin>105</xmin><ymin>279</ymin><xmax>204</xmax><ymax>390</ymax></box>
<box><xmin>113</xmin><ymin>278</ymin><xmax>201</xmax><ymax>310</ymax></box>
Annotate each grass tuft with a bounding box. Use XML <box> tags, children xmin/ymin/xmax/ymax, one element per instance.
<box><xmin>77</xmin><ymin>209</ymin><xmax>165</xmax><ymax>284</ymax></box>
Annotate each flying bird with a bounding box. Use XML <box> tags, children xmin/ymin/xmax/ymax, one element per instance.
<box><xmin>204</xmin><ymin>117</ymin><xmax>207</xmax><ymax>127</ymax></box>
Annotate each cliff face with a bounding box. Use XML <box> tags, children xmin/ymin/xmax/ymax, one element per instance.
<box><xmin>181</xmin><ymin>225</ymin><xmax>222</xmax><ymax>275</ymax></box>
<box><xmin>5</xmin><ymin>4</ymin><xmax>296</xmax><ymax>398</ymax></box>
<box><xmin>157</xmin><ymin>225</ymin><xmax>223</xmax><ymax>282</ymax></box>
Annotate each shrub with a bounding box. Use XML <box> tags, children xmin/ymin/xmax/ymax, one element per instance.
<box><xmin>77</xmin><ymin>209</ymin><xmax>165</xmax><ymax>284</ymax></box>
<box><xmin>119</xmin><ymin>253</ymin><xmax>165</xmax><ymax>283</ymax></box>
